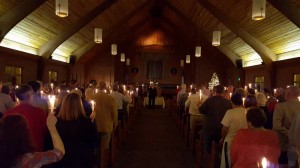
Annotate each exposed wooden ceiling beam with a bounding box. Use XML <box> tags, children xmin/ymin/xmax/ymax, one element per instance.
<box><xmin>165</xmin><ymin>1</ymin><xmax>238</xmax><ymax>67</ymax></box>
<box><xmin>197</xmin><ymin>0</ymin><xmax>277</xmax><ymax>65</ymax></box>
<box><xmin>74</xmin><ymin>0</ymin><xmax>151</xmax><ymax>62</ymax></box>
<box><xmin>38</xmin><ymin>0</ymin><xmax>116</xmax><ymax>58</ymax></box>
<box><xmin>267</xmin><ymin>0</ymin><xmax>300</xmax><ymax>28</ymax></box>
<box><xmin>0</xmin><ymin>0</ymin><xmax>46</xmax><ymax>42</ymax></box>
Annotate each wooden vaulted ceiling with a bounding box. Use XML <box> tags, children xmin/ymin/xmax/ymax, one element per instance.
<box><xmin>1</xmin><ymin>0</ymin><xmax>300</xmax><ymax>67</ymax></box>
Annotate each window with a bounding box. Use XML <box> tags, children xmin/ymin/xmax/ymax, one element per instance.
<box><xmin>5</xmin><ymin>66</ymin><xmax>22</xmax><ymax>85</ymax></box>
<box><xmin>254</xmin><ymin>76</ymin><xmax>264</xmax><ymax>92</ymax></box>
<box><xmin>49</xmin><ymin>71</ymin><xmax>58</xmax><ymax>82</ymax></box>
<box><xmin>293</xmin><ymin>74</ymin><xmax>300</xmax><ymax>87</ymax></box>
<box><xmin>147</xmin><ymin>60</ymin><xmax>163</xmax><ymax>80</ymax></box>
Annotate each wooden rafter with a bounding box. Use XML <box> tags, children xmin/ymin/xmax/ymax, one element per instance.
<box><xmin>197</xmin><ymin>0</ymin><xmax>277</xmax><ymax>65</ymax></box>
<box><xmin>0</xmin><ymin>0</ymin><xmax>46</xmax><ymax>42</ymax></box>
<box><xmin>38</xmin><ymin>0</ymin><xmax>117</xmax><ymax>58</ymax></box>
<box><xmin>165</xmin><ymin>1</ymin><xmax>239</xmax><ymax>67</ymax></box>
<box><xmin>74</xmin><ymin>0</ymin><xmax>152</xmax><ymax>62</ymax></box>
<box><xmin>268</xmin><ymin>0</ymin><xmax>300</xmax><ymax>28</ymax></box>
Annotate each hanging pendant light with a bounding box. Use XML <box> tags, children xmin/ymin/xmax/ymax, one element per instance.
<box><xmin>94</xmin><ymin>28</ymin><xmax>102</xmax><ymax>43</ymax></box>
<box><xmin>252</xmin><ymin>0</ymin><xmax>266</xmax><ymax>20</ymax></box>
<box><xmin>120</xmin><ymin>53</ymin><xmax>125</xmax><ymax>62</ymax></box>
<box><xmin>126</xmin><ymin>58</ymin><xmax>130</xmax><ymax>66</ymax></box>
<box><xmin>55</xmin><ymin>0</ymin><xmax>68</xmax><ymax>17</ymax></box>
<box><xmin>195</xmin><ymin>46</ymin><xmax>201</xmax><ymax>57</ymax></box>
<box><xmin>180</xmin><ymin>60</ymin><xmax>184</xmax><ymax>67</ymax></box>
<box><xmin>186</xmin><ymin>55</ymin><xmax>191</xmax><ymax>64</ymax></box>
<box><xmin>111</xmin><ymin>44</ymin><xmax>117</xmax><ymax>55</ymax></box>
<box><xmin>212</xmin><ymin>31</ymin><xmax>221</xmax><ymax>46</ymax></box>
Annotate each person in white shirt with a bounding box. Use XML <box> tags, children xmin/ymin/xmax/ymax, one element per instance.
<box><xmin>0</xmin><ymin>85</ymin><xmax>15</xmax><ymax>118</ymax></box>
<box><xmin>110</xmin><ymin>84</ymin><xmax>131</xmax><ymax>124</ymax></box>
<box><xmin>220</xmin><ymin>93</ymin><xmax>247</xmax><ymax>168</ymax></box>
<box><xmin>185</xmin><ymin>88</ymin><xmax>204</xmax><ymax>130</ymax></box>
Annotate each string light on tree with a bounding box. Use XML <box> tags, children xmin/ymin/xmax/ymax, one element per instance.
<box><xmin>208</xmin><ymin>72</ymin><xmax>220</xmax><ymax>90</ymax></box>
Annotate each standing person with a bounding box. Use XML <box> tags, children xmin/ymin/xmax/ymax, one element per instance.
<box><xmin>5</xmin><ymin>84</ymin><xmax>47</xmax><ymax>152</ymax></box>
<box><xmin>148</xmin><ymin>82</ymin><xmax>157</xmax><ymax>109</ymax></box>
<box><xmin>110</xmin><ymin>84</ymin><xmax>130</xmax><ymax>126</ymax></box>
<box><xmin>220</xmin><ymin>93</ymin><xmax>247</xmax><ymax>168</ymax></box>
<box><xmin>289</xmin><ymin>111</ymin><xmax>300</xmax><ymax>167</ymax></box>
<box><xmin>52</xmin><ymin>93</ymin><xmax>97</xmax><ymax>168</ymax></box>
<box><xmin>0</xmin><ymin>85</ymin><xmax>15</xmax><ymax>118</ymax></box>
<box><xmin>273</xmin><ymin>86</ymin><xmax>300</xmax><ymax>167</ymax></box>
<box><xmin>0</xmin><ymin>113</ymin><xmax>65</xmax><ymax>168</ymax></box>
<box><xmin>90</xmin><ymin>81</ymin><xmax>118</xmax><ymax>168</ymax></box>
<box><xmin>28</xmin><ymin>81</ymin><xmax>49</xmax><ymax>115</ymax></box>
<box><xmin>185</xmin><ymin>88</ymin><xmax>204</xmax><ymax>130</ymax></box>
<box><xmin>177</xmin><ymin>84</ymin><xmax>187</xmax><ymax>121</ymax></box>
<box><xmin>199</xmin><ymin>85</ymin><xmax>232</xmax><ymax>167</ymax></box>
<box><xmin>231</xmin><ymin>108</ymin><xmax>280</xmax><ymax>168</ymax></box>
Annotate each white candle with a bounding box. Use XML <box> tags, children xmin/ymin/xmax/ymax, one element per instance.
<box><xmin>199</xmin><ymin>90</ymin><xmax>202</xmax><ymax>100</ymax></box>
<box><xmin>177</xmin><ymin>85</ymin><xmax>179</xmax><ymax>89</ymax></box>
<box><xmin>298</xmin><ymin>96</ymin><xmax>300</xmax><ymax>101</ymax></box>
<box><xmin>244</xmin><ymin>86</ymin><xmax>247</xmax><ymax>90</ymax></box>
<box><xmin>261</xmin><ymin>157</ymin><xmax>267</xmax><ymax>168</ymax></box>
<box><xmin>242</xmin><ymin>97</ymin><xmax>245</xmax><ymax>106</ymax></box>
<box><xmin>15</xmin><ymin>85</ymin><xmax>19</xmax><ymax>89</ymax></box>
<box><xmin>91</xmin><ymin>100</ymin><xmax>95</xmax><ymax>111</ymax></box>
<box><xmin>75</xmin><ymin>88</ymin><xmax>78</xmax><ymax>90</ymax></box>
<box><xmin>274</xmin><ymin>88</ymin><xmax>277</xmax><ymax>93</ymax></box>
<box><xmin>229</xmin><ymin>92</ymin><xmax>232</xmax><ymax>98</ymax></box>
<box><xmin>104</xmin><ymin>90</ymin><xmax>107</xmax><ymax>93</ymax></box>
<box><xmin>123</xmin><ymin>85</ymin><xmax>126</xmax><ymax>91</ymax></box>
<box><xmin>142</xmin><ymin>84</ymin><xmax>144</xmax><ymax>87</ymax></box>
<box><xmin>50</xmin><ymin>83</ymin><xmax>54</xmax><ymax>90</ymax></box>
<box><xmin>249</xmin><ymin>83</ymin><xmax>252</xmax><ymax>89</ymax></box>
<box><xmin>40</xmin><ymin>91</ymin><xmax>44</xmax><ymax>96</ymax></box>
<box><xmin>95</xmin><ymin>89</ymin><xmax>98</xmax><ymax>94</ymax></box>
<box><xmin>136</xmin><ymin>88</ymin><xmax>139</xmax><ymax>92</ymax></box>
<box><xmin>57</xmin><ymin>89</ymin><xmax>61</xmax><ymax>93</ymax></box>
<box><xmin>67</xmin><ymin>90</ymin><xmax>70</xmax><ymax>93</ymax></box>
<box><xmin>190</xmin><ymin>85</ymin><xmax>192</xmax><ymax>89</ymax></box>
<box><xmin>48</xmin><ymin>95</ymin><xmax>56</xmax><ymax>113</ymax></box>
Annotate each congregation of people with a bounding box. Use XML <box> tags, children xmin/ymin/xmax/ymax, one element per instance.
<box><xmin>0</xmin><ymin>77</ymin><xmax>300</xmax><ymax>168</ymax></box>
<box><xmin>0</xmin><ymin>79</ymin><xmax>144</xmax><ymax>168</ymax></box>
<box><xmin>179</xmin><ymin>83</ymin><xmax>300</xmax><ymax>168</ymax></box>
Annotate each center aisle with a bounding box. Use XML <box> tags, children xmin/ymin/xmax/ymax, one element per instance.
<box><xmin>114</xmin><ymin>108</ymin><xmax>195</xmax><ymax>168</ymax></box>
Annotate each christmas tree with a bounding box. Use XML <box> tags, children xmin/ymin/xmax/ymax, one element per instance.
<box><xmin>208</xmin><ymin>73</ymin><xmax>220</xmax><ymax>90</ymax></box>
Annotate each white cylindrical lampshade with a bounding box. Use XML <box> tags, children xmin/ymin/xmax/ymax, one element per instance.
<box><xmin>252</xmin><ymin>0</ymin><xmax>266</xmax><ymax>20</ymax></box>
<box><xmin>126</xmin><ymin>58</ymin><xmax>130</xmax><ymax>66</ymax></box>
<box><xmin>195</xmin><ymin>46</ymin><xmax>201</xmax><ymax>57</ymax></box>
<box><xmin>212</xmin><ymin>31</ymin><xmax>221</xmax><ymax>46</ymax></box>
<box><xmin>186</xmin><ymin>55</ymin><xmax>191</xmax><ymax>64</ymax></box>
<box><xmin>111</xmin><ymin>44</ymin><xmax>117</xmax><ymax>55</ymax></box>
<box><xmin>55</xmin><ymin>0</ymin><xmax>68</xmax><ymax>17</ymax></box>
<box><xmin>180</xmin><ymin>60</ymin><xmax>184</xmax><ymax>67</ymax></box>
<box><xmin>94</xmin><ymin>28</ymin><xmax>102</xmax><ymax>43</ymax></box>
<box><xmin>120</xmin><ymin>53</ymin><xmax>125</xmax><ymax>62</ymax></box>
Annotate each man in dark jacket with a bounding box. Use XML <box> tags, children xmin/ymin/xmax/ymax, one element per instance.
<box><xmin>148</xmin><ymin>82</ymin><xmax>157</xmax><ymax>109</ymax></box>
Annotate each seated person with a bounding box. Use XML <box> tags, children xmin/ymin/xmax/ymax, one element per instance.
<box><xmin>231</xmin><ymin>108</ymin><xmax>280</xmax><ymax>168</ymax></box>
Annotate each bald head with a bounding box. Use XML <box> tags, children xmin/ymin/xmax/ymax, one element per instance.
<box><xmin>285</xmin><ymin>86</ymin><xmax>299</xmax><ymax>101</ymax></box>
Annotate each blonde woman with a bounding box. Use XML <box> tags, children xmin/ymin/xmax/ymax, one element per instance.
<box><xmin>53</xmin><ymin>93</ymin><xmax>97</xmax><ymax>168</ymax></box>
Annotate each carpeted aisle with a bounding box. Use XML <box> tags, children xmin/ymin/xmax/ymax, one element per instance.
<box><xmin>114</xmin><ymin>108</ymin><xmax>195</xmax><ymax>168</ymax></box>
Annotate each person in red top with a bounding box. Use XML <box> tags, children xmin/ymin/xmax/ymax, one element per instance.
<box><xmin>5</xmin><ymin>84</ymin><xmax>47</xmax><ymax>152</ymax></box>
<box><xmin>231</xmin><ymin>107</ymin><xmax>280</xmax><ymax>168</ymax></box>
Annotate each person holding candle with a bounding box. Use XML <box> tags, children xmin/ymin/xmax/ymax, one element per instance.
<box><xmin>185</xmin><ymin>88</ymin><xmax>204</xmax><ymax>131</ymax></box>
<box><xmin>220</xmin><ymin>93</ymin><xmax>247</xmax><ymax>168</ymax></box>
<box><xmin>4</xmin><ymin>84</ymin><xmax>48</xmax><ymax>152</ymax></box>
<box><xmin>27</xmin><ymin>81</ymin><xmax>49</xmax><ymax>115</ymax></box>
<box><xmin>273</xmin><ymin>86</ymin><xmax>300</xmax><ymax>167</ymax></box>
<box><xmin>231</xmin><ymin>108</ymin><xmax>280</xmax><ymax>168</ymax></box>
<box><xmin>53</xmin><ymin>93</ymin><xmax>97</xmax><ymax>168</ymax></box>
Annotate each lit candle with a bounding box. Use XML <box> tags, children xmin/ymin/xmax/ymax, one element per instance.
<box><xmin>298</xmin><ymin>96</ymin><xmax>300</xmax><ymax>101</ymax></box>
<box><xmin>274</xmin><ymin>88</ymin><xmax>277</xmax><ymax>93</ymax></box>
<box><xmin>267</xmin><ymin>96</ymin><xmax>270</xmax><ymax>99</ymax></box>
<box><xmin>136</xmin><ymin>88</ymin><xmax>139</xmax><ymax>92</ymax></box>
<box><xmin>15</xmin><ymin>85</ymin><xmax>19</xmax><ymax>89</ymax></box>
<box><xmin>75</xmin><ymin>88</ymin><xmax>78</xmax><ymax>90</ymax></box>
<box><xmin>123</xmin><ymin>85</ymin><xmax>126</xmax><ymax>91</ymax></box>
<box><xmin>40</xmin><ymin>91</ymin><xmax>44</xmax><ymax>96</ymax></box>
<box><xmin>190</xmin><ymin>85</ymin><xmax>192</xmax><ymax>89</ymax></box>
<box><xmin>177</xmin><ymin>85</ymin><xmax>179</xmax><ymax>89</ymax></box>
<box><xmin>199</xmin><ymin>89</ymin><xmax>202</xmax><ymax>100</ymax></box>
<box><xmin>50</xmin><ymin>83</ymin><xmax>54</xmax><ymax>90</ymax></box>
<box><xmin>104</xmin><ymin>90</ymin><xmax>107</xmax><ymax>93</ymax></box>
<box><xmin>229</xmin><ymin>92</ymin><xmax>232</xmax><ymax>98</ymax></box>
<box><xmin>249</xmin><ymin>83</ymin><xmax>252</xmax><ymax>89</ymax></box>
<box><xmin>142</xmin><ymin>84</ymin><xmax>144</xmax><ymax>87</ymax></box>
<box><xmin>48</xmin><ymin>95</ymin><xmax>56</xmax><ymax>113</ymax></box>
<box><xmin>91</xmin><ymin>100</ymin><xmax>95</xmax><ymax>111</ymax></box>
<box><xmin>261</xmin><ymin>157</ymin><xmax>267</xmax><ymax>168</ymax></box>
<box><xmin>67</xmin><ymin>90</ymin><xmax>70</xmax><ymax>93</ymax></box>
<box><xmin>130</xmin><ymin>91</ymin><xmax>133</xmax><ymax>96</ymax></box>
<box><xmin>95</xmin><ymin>89</ymin><xmax>98</xmax><ymax>94</ymax></box>
<box><xmin>244</xmin><ymin>86</ymin><xmax>247</xmax><ymax>90</ymax></box>
<box><xmin>242</xmin><ymin>97</ymin><xmax>245</xmax><ymax>106</ymax></box>
<box><xmin>57</xmin><ymin>89</ymin><xmax>61</xmax><ymax>93</ymax></box>
<box><xmin>224</xmin><ymin>87</ymin><xmax>227</xmax><ymax>90</ymax></box>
